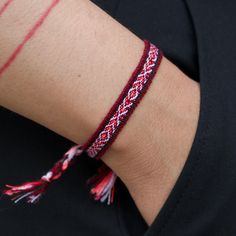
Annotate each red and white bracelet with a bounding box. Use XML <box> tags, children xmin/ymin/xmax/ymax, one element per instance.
<box><xmin>3</xmin><ymin>40</ymin><xmax>163</xmax><ymax>205</ymax></box>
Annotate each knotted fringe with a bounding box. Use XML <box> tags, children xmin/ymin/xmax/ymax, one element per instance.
<box><xmin>2</xmin><ymin>41</ymin><xmax>162</xmax><ymax>206</ymax></box>
<box><xmin>3</xmin><ymin>144</ymin><xmax>117</xmax><ymax>205</ymax></box>
<box><xmin>86</xmin><ymin>165</ymin><xmax>117</xmax><ymax>205</ymax></box>
<box><xmin>3</xmin><ymin>144</ymin><xmax>83</xmax><ymax>204</ymax></box>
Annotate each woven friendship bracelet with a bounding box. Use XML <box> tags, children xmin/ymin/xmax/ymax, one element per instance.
<box><xmin>3</xmin><ymin>40</ymin><xmax>163</xmax><ymax>205</ymax></box>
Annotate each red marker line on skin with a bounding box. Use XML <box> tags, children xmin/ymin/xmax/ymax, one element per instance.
<box><xmin>0</xmin><ymin>0</ymin><xmax>60</xmax><ymax>77</ymax></box>
<box><xmin>0</xmin><ymin>0</ymin><xmax>13</xmax><ymax>17</ymax></box>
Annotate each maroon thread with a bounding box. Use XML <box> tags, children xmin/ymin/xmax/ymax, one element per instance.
<box><xmin>83</xmin><ymin>40</ymin><xmax>151</xmax><ymax>150</ymax></box>
<box><xmin>95</xmin><ymin>50</ymin><xmax>163</xmax><ymax>160</ymax></box>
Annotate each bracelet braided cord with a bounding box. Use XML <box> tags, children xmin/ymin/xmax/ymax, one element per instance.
<box><xmin>2</xmin><ymin>40</ymin><xmax>163</xmax><ymax>205</ymax></box>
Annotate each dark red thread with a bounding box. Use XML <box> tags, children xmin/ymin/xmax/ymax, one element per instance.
<box><xmin>95</xmin><ymin>51</ymin><xmax>163</xmax><ymax>160</ymax></box>
<box><xmin>0</xmin><ymin>0</ymin><xmax>13</xmax><ymax>17</ymax></box>
<box><xmin>0</xmin><ymin>0</ymin><xmax>60</xmax><ymax>78</ymax></box>
<box><xmin>83</xmin><ymin>40</ymin><xmax>151</xmax><ymax>150</ymax></box>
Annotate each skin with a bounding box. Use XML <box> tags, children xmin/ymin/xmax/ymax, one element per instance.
<box><xmin>0</xmin><ymin>0</ymin><xmax>200</xmax><ymax>225</ymax></box>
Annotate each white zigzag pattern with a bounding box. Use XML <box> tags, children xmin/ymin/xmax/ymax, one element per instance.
<box><xmin>87</xmin><ymin>44</ymin><xmax>159</xmax><ymax>158</ymax></box>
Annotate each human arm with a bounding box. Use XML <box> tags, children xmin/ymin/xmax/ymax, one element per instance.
<box><xmin>0</xmin><ymin>0</ymin><xmax>200</xmax><ymax>225</ymax></box>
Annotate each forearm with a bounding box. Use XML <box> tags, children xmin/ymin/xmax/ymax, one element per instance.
<box><xmin>0</xmin><ymin>0</ymin><xmax>200</xmax><ymax>225</ymax></box>
<box><xmin>0</xmin><ymin>0</ymin><xmax>143</xmax><ymax>145</ymax></box>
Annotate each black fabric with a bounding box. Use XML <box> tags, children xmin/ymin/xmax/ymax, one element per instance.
<box><xmin>0</xmin><ymin>0</ymin><xmax>236</xmax><ymax>235</ymax></box>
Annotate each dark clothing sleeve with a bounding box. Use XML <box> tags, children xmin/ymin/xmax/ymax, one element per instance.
<box><xmin>1</xmin><ymin>1</ymin><xmax>236</xmax><ymax>235</ymax></box>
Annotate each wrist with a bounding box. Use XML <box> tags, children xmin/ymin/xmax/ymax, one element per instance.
<box><xmin>101</xmin><ymin>56</ymin><xmax>179</xmax><ymax>175</ymax></box>
<box><xmin>101</xmin><ymin>57</ymin><xmax>200</xmax><ymax>224</ymax></box>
